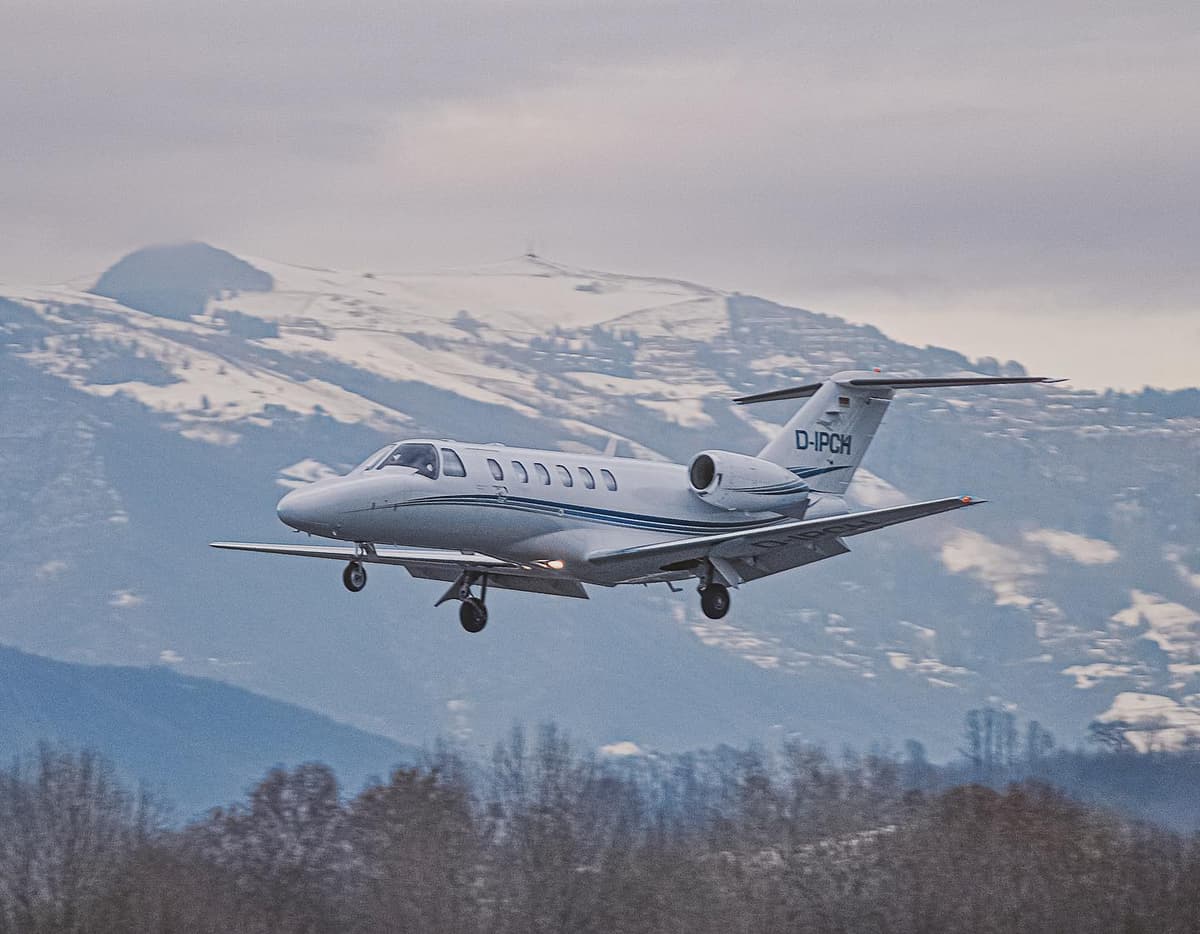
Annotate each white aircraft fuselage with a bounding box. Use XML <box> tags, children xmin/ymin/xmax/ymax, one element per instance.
<box><xmin>276</xmin><ymin>442</ymin><xmax>848</xmax><ymax>588</ymax></box>
<box><xmin>217</xmin><ymin>371</ymin><xmax>1062</xmax><ymax>632</ymax></box>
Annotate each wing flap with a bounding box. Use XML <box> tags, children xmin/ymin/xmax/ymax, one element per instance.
<box><xmin>587</xmin><ymin>495</ymin><xmax>980</xmax><ymax>569</ymax></box>
<box><xmin>403</xmin><ymin>565</ymin><xmax>589</xmax><ymax>598</ymax></box>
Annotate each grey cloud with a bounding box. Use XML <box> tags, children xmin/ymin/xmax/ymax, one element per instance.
<box><xmin>1</xmin><ymin>0</ymin><xmax>1197</xmax><ymax>387</ymax></box>
<box><xmin>2</xmin><ymin>1</ymin><xmax>782</xmax><ymax>156</ymax></box>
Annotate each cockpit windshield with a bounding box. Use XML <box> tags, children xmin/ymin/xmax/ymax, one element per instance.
<box><xmin>377</xmin><ymin>442</ymin><xmax>439</xmax><ymax>479</ymax></box>
<box><xmin>355</xmin><ymin>446</ymin><xmax>393</xmax><ymax>472</ymax></box>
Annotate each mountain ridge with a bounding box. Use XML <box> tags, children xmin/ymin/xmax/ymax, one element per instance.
<box><xmin>0</xmin><ymin>242</ymin><xmax>1196</xmax><ymax>758</ymax></box>
<box><xmin>0</xmin><ymin>643</ymin><xmax>417</xmax><ymax>818</ymax></box>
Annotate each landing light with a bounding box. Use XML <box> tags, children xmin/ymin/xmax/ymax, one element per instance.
<box><xmin>546</xmin><ymin>559</ymin><xmax>566</xmax><ymax>570</ymax></box>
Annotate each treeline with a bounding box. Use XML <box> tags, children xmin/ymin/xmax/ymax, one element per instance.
<box><xmin>915</xmin><ymin>707</ymin><xmax>1200</xmax><ymax>830</ymax></box>
<box><xmin>3</xmin><ymin>728</ymin><xmax>1200</xmax><ymax>934</ymax></box>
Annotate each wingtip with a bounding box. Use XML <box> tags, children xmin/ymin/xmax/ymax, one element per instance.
<box><xmin>959</xmin><ymin>496</ymin><xmax>987</xmax><ymax>506</ymax></box>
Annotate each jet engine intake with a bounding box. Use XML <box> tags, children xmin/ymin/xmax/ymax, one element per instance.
<box><xmin>688</xmin><ymin>450</ymin><xmax>810</xmax><ymax>512</ymax></box>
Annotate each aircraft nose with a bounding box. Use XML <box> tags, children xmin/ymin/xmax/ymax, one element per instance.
<box><xmin>276</xmin><ymin>480</ymin><xmax>346</xmax><ymax>536</ymax></box>
<box><xmin>276</xmin><ymin>488</ymin><xmax>303</xmax><ymax>528</ymax></box>
<box><xmin>277</xmin><ymin>487</ymin><xmax>327</xmax><ymax>531</ymax></box>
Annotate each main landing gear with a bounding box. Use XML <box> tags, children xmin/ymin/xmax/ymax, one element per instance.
<box><xmin>699</xmin><ymin>582</ymin><xmax>731</xmax><ymax>620</ymax></box>
<box><xmin>436</xmin><ymin>571</ymin><xmax>490</xmax><ymax>633</ymax></box>
<box><xmin>696</xmin><ymin>561</ymin><xmax>731</xmax><ymax>619</ymax></box>
<box><xmin>343</xmin><ymin>559</ymin><xmax>491</xmax><ymax>632</ymax></box>
<box><xmin>459</xmin><ymin>597</ymin><xmax>488</xmax><ymax>634</ymax></box>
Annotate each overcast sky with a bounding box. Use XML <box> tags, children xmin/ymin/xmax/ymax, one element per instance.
<box><xmin>2</xmin><ymin>1</ymin><xmax>1197</xmax><ymax>388</ymax></box>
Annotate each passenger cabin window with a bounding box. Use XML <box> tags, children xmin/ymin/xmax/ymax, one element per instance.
<box><xmin>378</xmin><ymin>442</ymin><xmax>438</xmax><ymax>479</ymax></box>
<box><xmin>578</xmin><ymin>467</ymin><xmax>596</xmax><ymax>489</ymax></box>
<box><xmin>441</xmin><ymin>448</ymin><xmax>467</xmax><ymax>477</ymax></box>
<box><xmin>512</xmin><ymin>461</ymin><xmax>529</xmax><ymax>483</ymax></box>
<box><xmin>487</xmin><ymin>458</ymin><xmax>504</xmax><ymax>481</ymax></box>
<box><xmin>534</xmin><ymin>463</ymin><xmax>551</xmax><ymax>485</ymax></box>
<box><xmin>556</xmin><ymin>465</ymin><xmax>574</xmax><ymax>487</ymax></box>
<box><xmin>600</xmin><ymin>468</ymin><xmax>617</xmax><ymax>491</ymax></box>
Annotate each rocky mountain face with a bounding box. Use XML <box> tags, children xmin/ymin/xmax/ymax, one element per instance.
<box><xmin>0</xmin><ymin>244</ymin><xmax>1196</xmax><ymax>758</ymax></box>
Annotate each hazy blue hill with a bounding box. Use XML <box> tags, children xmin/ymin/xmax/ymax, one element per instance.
<box><xmin>0</xmin><ymin>645</ymin><xmax>416</xmax><ymax>817</ymax></box>
<box><xmin>90</xmin><ymin>242</ymin><xmax>273</xmax><ymax>319</ymax></box>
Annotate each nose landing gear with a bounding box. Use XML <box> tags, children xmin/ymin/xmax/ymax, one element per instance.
<box><xmin>342</xmin><ymin>561</ymin><xmax>367</xmax><ymax>593</ymax></box>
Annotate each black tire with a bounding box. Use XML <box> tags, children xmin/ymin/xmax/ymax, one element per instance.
<box><xmin>459</xmin><ymin>597</ymin><xmax>488</xmax><ymax>633</ymax></box>
<box><xmin>700</xmin><ymin>583</ymin><xmax>730</xmax><ymax>620</ymax></box>
<box><xmin>342</xmin><ymin>562</ymin><xmax>367</xmax><ymax>593</ymax></box>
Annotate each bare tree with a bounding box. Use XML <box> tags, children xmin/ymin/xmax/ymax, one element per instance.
<box><xmin>348</xmin><ymin>764</ymin><xmax>482</xmax><ymax>933</ymax></box>
<box><xmin>186</xmin><ymin>762</ymin><xmax>349</xmax><ymax>934</ymax></box>
<box><xmin>0</xmin><ymin>745</ymin><xmax>157</xmax><ymax>934</ymax></box>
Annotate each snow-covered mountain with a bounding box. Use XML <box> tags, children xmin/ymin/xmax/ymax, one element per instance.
<box><xmin>1</xmin><ymin>243</ymin><xmax>1197</xmax><ymax>757</ymax></box>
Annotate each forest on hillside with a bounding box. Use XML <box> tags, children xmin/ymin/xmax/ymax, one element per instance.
<box><xmin>3</xmin><ymin>718</ymin><xmax>1200</xmax><ymax>934</ymax></box>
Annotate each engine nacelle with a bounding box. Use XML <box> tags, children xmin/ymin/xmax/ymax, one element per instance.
<box><xmin>688</xmin><ymin>450</ymin><xmax>810</xmax><ymax>512</ymax></box>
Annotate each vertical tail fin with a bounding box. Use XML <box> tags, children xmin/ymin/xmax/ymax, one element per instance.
<box><xmin>744</xmin><ymin>375</ymin><xmax>892</xmax><ymax>495</ymax></box>
<box><xmin>735</xmin><ymin>372</ymin><xmax>1063</xmax><ymax>496</ymax></box>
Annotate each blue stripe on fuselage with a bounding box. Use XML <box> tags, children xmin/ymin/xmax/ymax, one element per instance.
<box><xmin>788</xmin><ymin>465</ymin><xmax>851</xmax><ymax>478</ymax></box>
<box><xmin>370</xmin><ymin>494</ymin><xmax>779</xmax><ymax>534</ymax></box>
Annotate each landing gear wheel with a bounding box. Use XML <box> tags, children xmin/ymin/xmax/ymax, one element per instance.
<box><xmin>342</xmin><ymin>562</ymin><xmax>367</xmax><ymax>593</ymax></box>
<box><xmin>459</xmin><ymin>597</ymin><xmax>488</xmax><ymax>633</ymax></box>
<box><xmin>699</xmin><ymin>583</ymin><xmax>731</xmax><ymax>620</ymax></box>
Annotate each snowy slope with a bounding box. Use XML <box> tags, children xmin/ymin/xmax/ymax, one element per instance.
<box><xmin>4</xmin><ymin>252</ymin><xmax>728</xmax><ymax>450</ymax></box>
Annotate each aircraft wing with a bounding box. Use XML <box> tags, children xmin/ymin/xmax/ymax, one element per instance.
<box><xmin>210</xmin><ymin>541</ymin><xmax>519</xmax><ymax>569</ymax></box>
<box><xmin>586</xmin><ymin>496</ymin><xmax>981</xmax><ymax>574</ymax></box>
<box><xmin>209</xmin><ymin>542</ymin><xmax>588</xmax><ymax>599</ymax></box>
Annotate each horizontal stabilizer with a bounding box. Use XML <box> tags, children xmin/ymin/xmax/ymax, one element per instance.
<box><xmin>732</xmin><ymin>382</ymin><xmax>824</xmax><ymax>405</ymax></box>
<box><xmin>735</xmin><ymin>375</ymin><xmax>1063</xmax><ymax>405</ymax></box>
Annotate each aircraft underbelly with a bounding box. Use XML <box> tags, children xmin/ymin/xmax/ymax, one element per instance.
<box><xmin>335</xmin><ymin>490</ymin><xmax>799</xmax><ymax>586</ymax></box>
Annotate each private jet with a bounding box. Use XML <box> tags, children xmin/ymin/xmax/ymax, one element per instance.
<box><xmin>213</xmin><ymin>372</ymin><xmax>1060</xmax><ymax>632</ymax></box>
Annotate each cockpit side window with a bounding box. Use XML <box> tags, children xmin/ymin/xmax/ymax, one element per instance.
<box><xmin>487</xmin><ymin>458</ymin><xmax>504</xmax><ymax>481</ymax></box>
<box><xmin>441</xmin><ymin>448</ymin><xmax>467</xmax><ymax>478</ymax></box>
<box><xmin>378</xmin><ymin>442</ymin><xmax>438</xmax><ymax>479</ymax></box>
